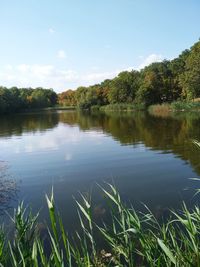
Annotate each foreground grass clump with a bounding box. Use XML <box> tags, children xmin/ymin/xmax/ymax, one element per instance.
<box><xmin>0</xmin><ymin>184</ymin><xmax>200</xmax><ymax>267</ymax></box>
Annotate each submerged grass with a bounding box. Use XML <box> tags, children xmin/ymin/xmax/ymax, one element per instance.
<box><xmin>1</xmin><ymin>144</ymin><xmax>200</xmax><ymax>266</ymax></box>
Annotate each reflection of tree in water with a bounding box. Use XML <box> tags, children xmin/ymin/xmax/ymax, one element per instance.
<box><xmin>58</xmin><ymin>111</ymin><xmax>200</xmax><ymax>175</ymax></box>
<box><xmin>0</xmin><ymin>111</ymin><xmax>59</xmax><ymax>138</ymax></box>
<box><xmin>1</xmin><ymin>110</ymin><xmax>200</xmax><ymax>175</ymax></box>
<box><xmin>0</xmin><ymin>161</ymin><xmax>17</xmax><ymax>213</ymax></box>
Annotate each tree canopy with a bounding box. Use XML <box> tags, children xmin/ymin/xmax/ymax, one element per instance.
<box><xmin>1</xmin><ymin>40</ymin><xmax>200</xmax><ymax>113</ymax></box>
<box><xmin>58</xmin><ymin>40</ymin><xmax>200</xmax><ymax>109</ymax></box>
<box><xmin>0</xmin><ymin>87</ymin><xmax>57</xmax><ymax>114</ymax></box>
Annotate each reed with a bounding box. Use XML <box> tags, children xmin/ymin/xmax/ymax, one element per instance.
<box><xmin>148</xmin><ymin>103</ymin><xmax>172</xmax><ymax>117</ymax></box>
<box><xmin>100</xmin><ymin>103</ymin><xmax>145</xmax><ymax>112</ymax></box>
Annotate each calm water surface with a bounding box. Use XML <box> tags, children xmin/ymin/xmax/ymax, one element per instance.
<box><xmin>0</xmin><ymin>110</ymin><xmax>200</xmax><ymax>229</ymax></box>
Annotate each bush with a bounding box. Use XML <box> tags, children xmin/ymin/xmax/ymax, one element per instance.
<box><xmin>148</xmin><ymin>103</ymin><xmax>172</xmax><ymax>117</ymax></box>
<box><xmin>100</xmin><ymin>103</ymin><xmax>145</xmax><ymax>112</ymax></box>
<box><xmin>90</xmin><ymin>105</ymin><xmax>100</xmax><ymax>112</ymax></box>
<box><xmin>171</xmin><ymin>101</ymin><xmax>200</xmax><ymax>111</ymax></box>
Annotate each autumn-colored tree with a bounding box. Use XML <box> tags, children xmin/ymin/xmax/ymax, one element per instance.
<box><xmin>58</xmin><ymin>90</ymin><xmax>77</xmax><ymax>106</ymax></box>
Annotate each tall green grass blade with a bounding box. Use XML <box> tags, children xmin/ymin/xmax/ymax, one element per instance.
<box><xmin>157</xmin><ymin>238</ymin><xmax>176</xmax><ymax>264</ymax></box>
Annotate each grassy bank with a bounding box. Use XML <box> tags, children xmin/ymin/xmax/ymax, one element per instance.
<box><xmin>0</xmin><ymin>180</ymin><xmax>200</xmax><ymax>266</ymax></box>
<box><xmin>17</xmin><ymin>106</ymin><xmax>77</xmax><ymax>113</ymax></box>
<box><xmin>43</xmin><ymin>106</ymin><xmax>77</xmax><ymax>111</ymax></box>
<box><xmin>99</xmin><ymin>103</ymin><xmax>145</xmax><ymax>112</ymax></box>
<box><xmin>91</xmin><ymin>101</ymin><xmax>200</xmax><ymax>115</ymax></box>
<box><xmin>149</xmin><ymin>101</ymin><xmax>200</xmax><ymax>116</ymax></box>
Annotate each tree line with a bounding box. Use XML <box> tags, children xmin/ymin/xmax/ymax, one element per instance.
<box><xmin>58</xmin><ymin>40</ymin><xmax>200</xmax><ymax>108</ymax></box>
<box><xmin>0</xmin><ymin>87</ymin><xmax>57</xmax><ymax>114</ymax></box>
<box><xmin>1</xmin><ymin>40</ymin><xmax>200</xmax><ymax>114</ymax></box>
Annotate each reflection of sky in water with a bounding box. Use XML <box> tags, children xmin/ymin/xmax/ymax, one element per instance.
<box><xmin>0</xmin><ymin>124</ymin><xmax>104</xmax><ymax>154</ymax></box>
<box><xmin>0</xmin><ymin>161</ymin><xmax>17</xmax><ymax>212</ymax></box>
<box><xmin>0</xmin><ymin>111</ymin><xmax>200</xmax><ymax>227</ymax></box>
<box><xmin>0</xmin><ymin>123</ymin><xmax>115</xmax><ymax>188</ymax></box>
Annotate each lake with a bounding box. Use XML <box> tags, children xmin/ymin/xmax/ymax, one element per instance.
<box><xmin>0</xmin><ymin>110</ymin><xmax>200</xmax><ymax>230</ymax></box>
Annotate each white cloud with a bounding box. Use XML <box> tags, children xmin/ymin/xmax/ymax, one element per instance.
<box><xmin>0</xmin><ymin>125</ymin><xmax>104</xmax><ymax>154</ymax></box>
<box><xmin>0</xmin><ymin>64</ymin><xmax>118</xmax><ymax>91</ymax></box>
<box><xmin>137</xmin><ymin>54</ymin><xmax>163</xmax><ymax>69</ymax></box>
<box><xmin>0</xmin><ymin>53</ymin><xmax>165</xmax><ymax>92</ymax></box>
<box><xmin>17</xmin><ymin>64</ymin><xmax>30</xmax><ymax>72</ymax></box>
<box><xmin>82</xmin><ymin>71</ymin><xmax>118</xmax><ymax>83</ymax></box>
<box><xmin>48</xmin><ymin>27</ymin><xmax>55</xmax><ymax>34</ymax></box>
<box><xmin>4</xmin><ymin>64</ymin><xmax>13</xmax><ymax>71</ymax></box>
<box><xmin>57</xmin><ymin>50</ymin><xmax>66</xmax><ymax>59</ymax></box>
<box><xmin>0</xmin><ymin>64</ymin><xmax>74</xmax><ymax>91</ymax></box>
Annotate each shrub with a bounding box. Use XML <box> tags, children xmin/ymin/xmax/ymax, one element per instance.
<box><xmin>148</xmin><ymin>103</ymin><xmax>172</xmax><ymax>117</ymax></box>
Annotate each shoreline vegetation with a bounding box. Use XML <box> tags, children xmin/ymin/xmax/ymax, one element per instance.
<box><xmin>0</xmin><ymin>180</ymin><xmax>199</xmax><ymax>266</ymax></box>
<box><xmin>148</xmin><ymin>100</ymin><xmax>200</xmax><ymax>117</ymax></box>
<box><xmin>57</xmin><ymin>40</ymin><xmax>200</xmax><ymax>115</ymax></box>
<box><xmin>1</xmin><ymin>40</ymin><xmax>200</xmax><ymax>115</ymax></box>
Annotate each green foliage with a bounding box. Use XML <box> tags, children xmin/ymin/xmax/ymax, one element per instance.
<box><xmin>90</xmin><ymin>105</ymin><xmax>100</xmax><ymax>112</ymax></box>
<box><xmin>149</xmin><ymin>100</ymin><xmax>200</xmax><ymax>116</ymax></box>
<box><xmin>108</xmin><ymin>71</ymin><xmax>140</xmax><ymax>104</ymax></box>
<box><xmin>100</xmin><ymin>103</ymin><xmax>145</xmax><ymax>112</ymax></box>
<box><xmin>171</xmin><ymin>101</ymin><xmax>200</xmax><ymax>111</ymax></box>
<box><xmin>2</xmin><ymin>40</ymin><xmax>200</xmax><ymax>113</ymax></box>
<box><xmin>180</xmin><ymin>42</ymin><xmax>200</xmax><ymax>99</ymax></box>
<box><xmin>74</xmin><ymin>84</ymin><xmax>109</xmax><ymax>110</ymax></box>
<box><xmin>0</xmin><ymin>87</ymin><xmax>57</xmax><ymax>114</ymax></box>
<box><xmin>136</xmin><ymin>61</ymin><xmax>170</xmax><ymax>105</ymax></box>
<box><xmin>57</xmin><ymin>40</ymin><xmax>200</xmax><ymax>110</ymax></box>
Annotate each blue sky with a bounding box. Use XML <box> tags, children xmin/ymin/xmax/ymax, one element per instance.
<box><xmin>0</xmin><ymin>0</ymin><xmax>200</xmax><ymax>92</ymax></box>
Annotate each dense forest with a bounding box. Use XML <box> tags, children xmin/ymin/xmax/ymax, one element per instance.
<box><xmin>1</xmin><ymin>40</ymin><xmax>200</xmax><ymax>114</ymax></box>
<box><xmin>0</xmin><ymin>87</ymin><xmax>57</xmax><ymax>113</ymax></box>
<box><xmin>59</xmin><ymin>40</ymin><xmax>200</xmax><ymax>108</ymax></box>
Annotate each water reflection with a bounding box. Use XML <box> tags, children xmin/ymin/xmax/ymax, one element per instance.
<box><xmin>0</xmin><ymin>111</ymin><xmax>200</xmax><ymax>175</ymax></box>
<box><xmin>0</xmin><ymin>161</ymin><xmax>17</xmax><ymax>213</ymax></box>
<box><xmin>0</xmin><ymin>112</ymin><xmax>59</xmax><ymax>137</ymax></box>
<box><xmin>53</xmin><ymin>110</ymin><xmax>200</xmax><ymax>176</ymax></box>
<box><xmin>1</xmin><ymin>110</ymin><xmax>200</xmax><ymax>226</ymax></box>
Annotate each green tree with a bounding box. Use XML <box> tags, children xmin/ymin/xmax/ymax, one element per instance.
<box><xmin>108</xmin><ymin>71</ymin><xmax>140</xmax><ymax>103</ymax></box>
<box><xmin>169</xmin><ymin>49</ymin><xmax>189</xmax><ymax>100</ymax></box>
<box><xmin>180</xmin><ymin>41</ymin><xmax>200</xmax><ymax>99</ymax></box>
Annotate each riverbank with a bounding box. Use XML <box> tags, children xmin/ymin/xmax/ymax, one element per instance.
<box><xmin>0</xmin><ymin>105</ymin><xmax>77</xmax><ymax>115</ymax></box>
<box><xmin>89</xmin><ymin>101</ymin><xmax>200</xmax><ymax>115</ymax></box>
<box><xmin>99</xmin><ymin>103</ymin><xmax>145</xmax><ymax>112</ymax></box>
<box><xmin>148</xmin><ymin>101</ymin><xmax>200</xmax><ymax>117</ymax></box>
<box><xmin>2</xmin><ymin>100</ymin><xmax>200</xmax><ymax>116</ymax></box>
<box><xmin>35</xmin><ymin>106</ymin><xmax>76</xmax><ymax>111</ymax></box>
